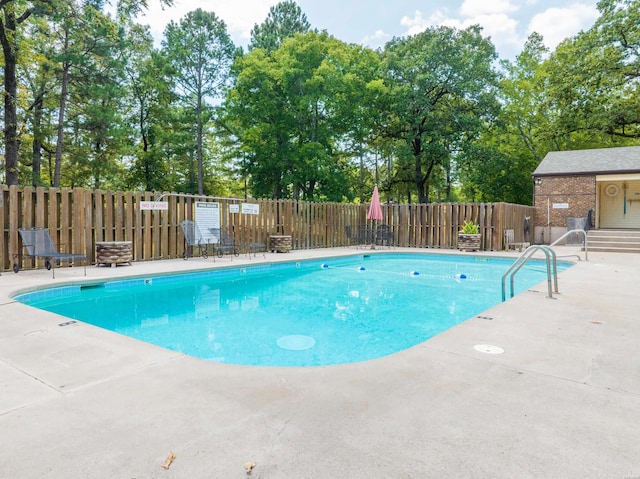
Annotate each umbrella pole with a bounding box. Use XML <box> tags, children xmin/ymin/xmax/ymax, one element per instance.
<box><xmin>370</xmin><ymin>221</ymin><xmax>377</xmax><ymax>249</ymax></box>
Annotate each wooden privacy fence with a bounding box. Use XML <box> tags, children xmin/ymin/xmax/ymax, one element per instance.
<box><xmin>0</xmin><ymin>185</ymin><xmax>535</xmax><ymax>272</ymax></box>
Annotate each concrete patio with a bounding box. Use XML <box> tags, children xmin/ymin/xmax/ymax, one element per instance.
<box><xmin>1</xmin><ymin>247</ymin><xmax>639</xmax><ymax>478</ymax></box>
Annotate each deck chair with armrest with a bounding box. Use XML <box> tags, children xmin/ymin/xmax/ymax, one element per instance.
<box><xmin>375</xmin><ymin>224</ymin><xmax>394</xmax><ymax>248</ymax></box>
<box><xmin>345</xmin><ymin>225</ymin><xmax>362</xmax><ymax>248</ymax></box>
<box><xmin>214</xmin><ymin>230</ymin><xmax>240</xmax><ymax>258</ymax></box>
<box><xmin>181</xmin><ymin>220</ymin><xmax>215</xmax><ymax>259</ymax></box>
<box><xmin>246</xmin><ymin>236</ymin><xmax>267</xmax><ymax>258</ymax></box>
<box><xmin>14</xmin><ymin>227</ymin><xmax>87</xmax><ymax>278</ymax></box>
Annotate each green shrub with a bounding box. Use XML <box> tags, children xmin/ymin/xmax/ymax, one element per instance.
<box><xmin>459</xmin><ymin>220</ymin><xmax>479</xmax><ymax>234</ymax></box>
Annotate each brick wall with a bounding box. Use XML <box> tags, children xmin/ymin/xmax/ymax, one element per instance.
<box><xmin>534</xmin><ymin>175</ymin><xmax>596</xmax><ymax>227</ymax></box>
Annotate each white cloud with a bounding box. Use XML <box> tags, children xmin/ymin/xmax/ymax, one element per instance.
<box><xmin>136</xmin><ymin>0</ymin><xmax>277</xmax><ymax>46</ymax></box>
<box><xmin>400</xmin><ymin>10</ymin><xmax>430</xmax><ymax>36</ymax></box>
<box><xmin>527</xmin><ymin>3</ymin><xmax>599</xmax><ymax>50</ymax></box>
<box><xmin>362</xmin><ymin>29</ymin><xmax>392</xmax><ymax>47</ymax></box>
<box><xmin>400</xmin><ymin>9</ymin><xmax>520</xmax><ymax>52</ymax></box>
<box><xmin>460</xmin><ymin>0</ymin><xmax>518</xmax><ymax>17</ymax></box>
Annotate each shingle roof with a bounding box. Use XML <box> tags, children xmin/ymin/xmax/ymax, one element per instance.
<box><xmin>533</xmin><ymin>146</ymin><xmax>640</xmax><ymax>176</ymax></box>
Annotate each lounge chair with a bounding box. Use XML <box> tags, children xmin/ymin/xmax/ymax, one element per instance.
<box><xmin>13</xmin><ymin>227</ymin><xmax>87</xmax><ymax>278</ymax></box>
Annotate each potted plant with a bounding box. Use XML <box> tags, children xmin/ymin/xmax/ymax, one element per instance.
<box><xmin>458</xmin><ymin>220</ymin><xmax>481</xmax><ymax>252</ymax></box>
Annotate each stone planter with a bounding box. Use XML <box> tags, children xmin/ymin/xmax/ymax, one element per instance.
<box><xmin>269</xmin><ymin>235</ymin><xmax>292</xmax><ymax>253</ymax></box>
<box><xmin>96</xmin><ymin>241</ymin><xmax>133</xmax><ymax>266</ymax></box>
<box><xmin>458</xmin><ymin>233</ymin><xmax>481</xmax><ymax>252</ymax></box>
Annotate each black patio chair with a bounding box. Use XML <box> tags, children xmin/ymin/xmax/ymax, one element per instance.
<box><xmin>246</xmin><ymin>237</ymin><xmax>267</xmax><ymax>258</ymax></box>
<box><xmin>375</xmin><ymin>224</ymin><xmax>394</xmax><ymax>247</ymax></box>
<box><xmin>215</xmin><ymin>231</ymin><xmax>240</xmax><ymax>258</ymax></box>
<box><xmin>345</xmin><ymin>225</ymin><xmax>362</xmax><ymax>247</ymax></box>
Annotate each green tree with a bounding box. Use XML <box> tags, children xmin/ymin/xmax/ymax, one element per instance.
<box><xmin>20</xmin><ymin>15</ymin><xmax>59</xmax><ymax>186</ymax></box>
<box><xmin>0</xmin><ymin>0</ymin><xmax>55</xmax><ymax>185</ymax></box>
<box><xmin>121</xmin><ymin>23</ymin><xmax>173</xmax><ymax>191</ymax></box>
<box><xmin>0</xmin><ymin>0</ymin><xmax>173</xmax><ymax>185</ymax></box>
<box><xmin>458</xmin><ymin>34</ymin><xmax>550</xmax><ymax>204</ymax></box>
<box><xmin>380</xmin><ymin>26</ymin><xmax>499</xmax><ymax>203</ymax></box>
<box><xmin>544</xmin><ymin>0</ymin><xmax>640</xmax><ymax>142</ymax></box>
<box><xmin>225</xmin><ymin>31</ymin><xmax>375</xmax><ymax>201</ymax></box>
<box><xmin>162</xmin><ymin>8</ymin><xmax>236</xmax><ymax>194</ymax></box>
<box><xmin>249</xmin><ymin>0</ymin><xmax>310</xmax><ymax>53</ymax></box>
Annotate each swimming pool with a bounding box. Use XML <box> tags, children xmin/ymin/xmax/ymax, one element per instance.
<box><xmin>14</xmin><ymin>253</ymin><xmax>568</xmax><ymax>367</ymax></box>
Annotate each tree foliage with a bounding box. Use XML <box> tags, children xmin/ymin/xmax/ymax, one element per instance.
<box><xmin>380</xmin><ymin>26</ymin><xmax>500</xmax><ymax>203</ymax></box>
<box><xmin>162</xmin><ymin>9</ymin><xmax>236</xmax><ymax>195</ymax></box>
<box><xmin>249</xmin><ymin>0</ymin><xmax>310</xmax><ymax>53</ymax></box>
<box><xmin>2</xmin><ymin>1</ymin><xmax>639</xmax><ymax>206</ymax></box>
<box><xmin>225</xmin><ymin>31</ymin><xmax>374</xmax><ymax>201</ymax></box>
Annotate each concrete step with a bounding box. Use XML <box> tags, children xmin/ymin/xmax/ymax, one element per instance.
<box><xmin>587</xmin><ymin>230</ymin><xmax>640</xmax><ymax>253</ymax></box>
<box><xmin>588</xmin><ymin>230</ymin><xmax>640</xmax><ymax>238</ymax></box>
<box><xmin>588</xmin><ymin>246</ymin><xmax>640</xmax><ymax>253</ymax></box>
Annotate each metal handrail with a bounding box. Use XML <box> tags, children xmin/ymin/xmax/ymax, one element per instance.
<box><xmin>501</xmin><ymin>229</ymin><xmax>587</xmax><ymax>302</ymax></box>
<box><xmin>501</xmin><ymin>245</ymin><xmax>558</xmax><ymax>301</ymax></box>
<box><xmin>549</xmin><ymin>229</ymin><xmax>588</xmax><ymax>261</ymax></box>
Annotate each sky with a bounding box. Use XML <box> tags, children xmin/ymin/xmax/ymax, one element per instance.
<box><xmin>135</xmin><ymin>0</ymin><xmax>601</xmax><ymax>60</ymax></box>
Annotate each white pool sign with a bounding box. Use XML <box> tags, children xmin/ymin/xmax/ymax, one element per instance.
<box><xmin>241</xmin><ymin>203</ymin><xmax>260</xmax><ymax>215</ymax></box>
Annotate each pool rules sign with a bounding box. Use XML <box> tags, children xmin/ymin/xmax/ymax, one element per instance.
<box><xmin>195</xmin><ymin>202</ymin><xmax>221</xmax><ymax>243</ymax></box>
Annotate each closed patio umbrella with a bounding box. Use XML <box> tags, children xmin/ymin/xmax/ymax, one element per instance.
<box><xmin>367</xmin><ymin>185</ymin><xmax>383</xmax><ymax>248</ymax></box>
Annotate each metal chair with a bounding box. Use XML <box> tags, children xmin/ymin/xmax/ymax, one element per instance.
<box><xmin>345</xmin><ymin>225</ymin><xmax>362</xmax><ymax>247</ymax></box>
<box><xmin>181</xmin><ymin>220</ymin><xmax>214</xmax><ymax>259</ymax></box>
<box><xmin>215</xmin><ymin>231</ymin><xmax>240</xmax><ymax>258</ymax></box>
<box><xmin>246</xmin><ymin>238</ymin><xmax>267</xmax><ymax>258</ymax></box>
<box><xmin>13</xmin><ymin>227</ymin><xmax>87</xmax><ymax>278</ymax></box>
<box><xmin>375</xmin><ymin>224</ymin><xmax>394</xmax><ymax>247</ymax></box>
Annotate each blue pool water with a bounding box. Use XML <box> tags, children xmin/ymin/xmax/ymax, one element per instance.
<box><xmin>14</xmin><ymin>253</ymin><xmax>568</xmax><ymax>367</ymax></box>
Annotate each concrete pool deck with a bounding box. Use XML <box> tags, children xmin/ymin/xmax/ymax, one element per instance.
<box><xmin>1</xmin><ymin>247</ymin><xmax>639</xmax><ymax>478</ymax></box>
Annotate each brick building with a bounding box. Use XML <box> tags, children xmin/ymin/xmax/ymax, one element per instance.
<box><xmin>532</xmin><ymin>146</ymin><xmax>640</xmax><ymax>244</ymax></box>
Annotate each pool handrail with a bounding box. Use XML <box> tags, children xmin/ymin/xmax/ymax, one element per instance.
<box><xmin>502</xmin><ymin>244</ymin><xmax>558</xmax><ymax>301</ymax></box>
<box><xmin>549</xmin><ymin>229</ymin><xmax>588</xmax><ymax>262</ymax></box>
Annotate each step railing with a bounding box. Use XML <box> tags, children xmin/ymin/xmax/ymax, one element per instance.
<box><xmin>501</xmin><ymin>245</ymin><xmax>558</xmax><ymax>301</ymax></box>
<box><xmin>550</xmin><ymin>229</ymin><xmax>588</xmax><ymax>261</ymax></box>
<box><xmin>501</xmin><ymin>229</ymin><xmax>588</xmax><ymax>302</ymax></box>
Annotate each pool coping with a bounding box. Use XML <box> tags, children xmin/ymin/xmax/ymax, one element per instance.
<box><xmin>12</xmin><ymin>251</ymin><xmax>560</xmax><ymax>368</ymax></box>
<box><xmin>1</xmin><ymin>246</ymin><xmax>640</xmax><ymax>477</ymax></box>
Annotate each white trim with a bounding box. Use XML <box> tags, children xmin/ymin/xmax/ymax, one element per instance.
<box><xmin>596</xmin><ymin>174</ymin><xmax>640</xmax><ymax>182</ymax></box>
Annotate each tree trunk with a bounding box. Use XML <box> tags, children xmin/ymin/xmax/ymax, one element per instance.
<box><xmin>415</xmin><ymin>159</ymin><xmax>432</xmax><ymax>204</ymax></box>
<box><xmin>31</xmin><ymin>92</ymin><xmax>45</xmax><ymax>186</ymax></box>
<box><xmin>196</xmin><ymin>90</ymin><xmax>204</xmax><ymax>195</ymax></box>
<box><xmin>139</xmin><ymin>100</ymin><xmax>151</xmax><ymax>190</ymax></box>
<box><xmin>1</xmin><ymin>8</ymin><xmax>19</xmax><ymax>185</ymax></box>
<box><xmin>54</xmin><ymin>28</ymin><xmax>71</xmax><ymax>187</ymax></box>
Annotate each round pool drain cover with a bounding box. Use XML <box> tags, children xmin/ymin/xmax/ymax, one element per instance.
<box><xmin>277</xmin><ymin>335</ymin><xmax>316</xmax><ymax>351</ymax></box>
<box><xmin>473</xmin><ymin>344</ymin><xmax>504</xmax><ymax>354</ymax></box>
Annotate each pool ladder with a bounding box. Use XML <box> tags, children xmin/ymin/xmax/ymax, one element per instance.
<box><xmin>502</xmin><ymin>245</ymin><xmax>558</xmax><ymax>301</ymax></box>
<box><xmin>501</xmin><ymin>229</ymin><xmax>588</xmax><ymax>302</ymax></box>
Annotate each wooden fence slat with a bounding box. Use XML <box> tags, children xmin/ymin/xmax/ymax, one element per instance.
<box><xmin>1</xmin><ymin>186</ymin><xmax>536</xmax><ymax>270</ymax></box>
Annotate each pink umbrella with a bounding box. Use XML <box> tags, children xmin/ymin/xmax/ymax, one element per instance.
<box><xmin>367</xmin><ymin>185</ymin><xmax>383</xmax><ymax>248</ymax></box>
<box><xmin>367</xmin><ymin>185</ymin><xmax>383</xmax><ymax>221</ymax></box>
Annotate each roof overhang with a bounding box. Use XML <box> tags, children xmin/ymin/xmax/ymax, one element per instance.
<box><xmin>533</xmin><ymin>170</ymin><xmax>640</xmax><ymax>178</ymax></box>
